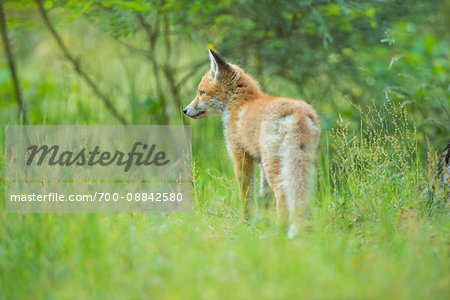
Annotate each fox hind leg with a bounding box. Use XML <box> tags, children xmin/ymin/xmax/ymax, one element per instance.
<box><xmin>261</xmin><ymin>158</ymin><xmax>288</xmax><ymax>228</ymax></box>
<box><xmin>279</xmin><ymin>134</ymin><xmax>317</xmax><ymax>239</ymax></box>
<box><xmin>258</xmin><ymin>165</ymin><xmax>273</xmax><ymax>208</ymax></box>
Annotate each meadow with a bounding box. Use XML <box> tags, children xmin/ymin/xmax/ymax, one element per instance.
<box><xmin>1</xmin><ymin>1</ymin><xmax>449</xmax><ymax>299</ymax></box>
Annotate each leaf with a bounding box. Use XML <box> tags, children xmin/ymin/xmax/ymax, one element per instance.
<box><xmin>365</xmin><ymin>8</ymin><xmax>375</xmax><ymax>17</ymax></box>
<box><xmin>43</xmin><ymin>0</ymin><xmax>53</xmax><ymax>10</ymax></box>
<box><xmin>283</xmin><ymin>12</ymin><xmax>293</xmax><ymax>20</ymax></box>
<box><xmin>326</xmin><ymin>4</ymin><xmax>340</xmax><ymax>16</ymax></box>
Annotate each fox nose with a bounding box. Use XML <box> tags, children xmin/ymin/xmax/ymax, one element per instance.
<box><xmin>183</xmin><ymin>108</ymin><xmax>188</xmax><ymax>114</ymax></box>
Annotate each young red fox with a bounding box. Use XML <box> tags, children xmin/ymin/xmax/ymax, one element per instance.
<box><xmin>183</xmin><ymin>49</ymin><xmax>320</xmax><ymax>238</ymax></box>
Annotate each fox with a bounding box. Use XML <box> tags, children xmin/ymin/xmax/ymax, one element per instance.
<box><xmin>183</xmin><ymin>49</ymin><xmax>320</xmax><ymax>238</ymax></box>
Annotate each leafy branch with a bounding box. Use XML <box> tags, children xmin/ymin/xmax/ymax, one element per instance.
<box><xmin>35</xmin><ymin>0</ymin><xmax>128</xmax><ymax>125</ymax></box>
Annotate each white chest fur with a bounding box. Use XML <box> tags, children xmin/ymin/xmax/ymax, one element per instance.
<box><xmin>221</xmin><ymin>109</ymin><xmax>232</xmax><ymax>158</ymax></box>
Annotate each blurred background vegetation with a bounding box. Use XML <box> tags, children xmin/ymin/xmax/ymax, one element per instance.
<box><xmin>0</xmin><ymin>1</ymin><xmax>449</xmax><ymax>299</ymax></box>
<box><xmin>0</xmin><ymin>0</ymin><xmax>448</xmax><ymax>145</ymax></box>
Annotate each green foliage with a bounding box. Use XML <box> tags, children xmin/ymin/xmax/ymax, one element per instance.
<box><xmin>206</xmin><ymin>0</ymin><xmax>449</xmax><ymax>142</ymax></box>
<box><xmin>0</xmin><ymin>1</ymin><xmax>449</xmax><ymax>298</ymax></box>
<box><xmin>7</xmin><ymin>0</ymin><xmax>444</xmax><ymax>141</ymax></box>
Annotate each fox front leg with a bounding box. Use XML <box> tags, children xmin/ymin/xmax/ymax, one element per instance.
<box><xmin>232</xmin><ymin>151</ymin><xmax>254</xmax><ymax>221</ymax></box>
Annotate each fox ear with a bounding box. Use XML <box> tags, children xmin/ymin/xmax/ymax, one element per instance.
<box><xmin>209</xmin><ymin>49</ymin><xmax>229</xmax><ymax>81</ymax></box>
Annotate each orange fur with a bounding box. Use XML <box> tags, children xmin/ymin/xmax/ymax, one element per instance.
<box><xmin>184</xmin><ymin>50</ymin><xmax>320</xmax><ymax>237</ymax></box>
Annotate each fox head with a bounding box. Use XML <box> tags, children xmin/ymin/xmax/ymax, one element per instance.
<box><xmin>183</xmin><ymin>49</ymin><xmax>254</xmax><ymax>119</ymax></box>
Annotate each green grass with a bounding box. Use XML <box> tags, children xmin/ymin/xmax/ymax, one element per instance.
<box><xmin>0</xmin><ymin>212</ymin><xmax>447</xmax><ymax>299</ymax></box>
<box><xmin>0</xmin><ymin>19</ymin><xmax>448</xmax><ymax>300</ymax></box>
<box><xmin>1</xmin><ymin>103</ymin><xmax>449</xmax><ymax>299</ymax></box>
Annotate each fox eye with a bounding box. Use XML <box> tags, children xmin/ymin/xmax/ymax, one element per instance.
<box><xmin>199</xmin><ymin>90</ymin><xmax>205</xmax><ymax>97</ymax></box>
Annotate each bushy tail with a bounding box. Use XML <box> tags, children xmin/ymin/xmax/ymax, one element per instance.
<box><xmin>279</xmin><ymin>116</ymin><xmax>320</xmax><ymax>238</ymax></box>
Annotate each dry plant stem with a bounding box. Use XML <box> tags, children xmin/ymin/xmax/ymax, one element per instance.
<box><xmin>35</xmin><ymin>0</ymin><xmax>128</xmax><ymax>125</ymax></box>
